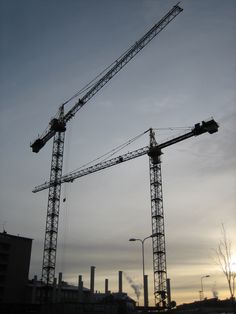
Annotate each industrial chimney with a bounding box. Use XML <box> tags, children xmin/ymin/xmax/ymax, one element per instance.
<box><xmin>78</xmin><ymin>275</ymin><xmax>83</xmax><ymax>302</ymax></box>
<box><xmin>118</xmin><ymin>271</ymin><xmax>123</xmax><ymax>293</ymax></box>
<box><xmin>144</xmin><ymin>275</ymin><xmax>149</xmax><ymax>307</ymax></box>
<box><xmin>90</xmin><ymin>266</ymin><xmax>95</xmax><ymax>294</ymax></box>
<box><xmin>105</xmin><ymin>278</ymin><xmax>109</xmax><ymax>294</ymax></box>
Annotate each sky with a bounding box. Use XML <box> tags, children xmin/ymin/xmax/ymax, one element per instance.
<box><xmin>0</xmin><ymin>0</ymin><xmax>236</xmax><ymax>306</ymax></box>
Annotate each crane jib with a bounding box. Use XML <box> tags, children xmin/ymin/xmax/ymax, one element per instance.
<box><xmin>64</xmin><ymin>4</ymin><xmax>183</xmax><ymax>123</ymax></box>
<box><xmin>31</xmin><ymin>3</ymin><xmax>183</xmax><ymax>153</ymax></box>
<box><xmin>33</xmin><ymin>119</ymin><xmax>219</xmax><ymax>193</ymax></box>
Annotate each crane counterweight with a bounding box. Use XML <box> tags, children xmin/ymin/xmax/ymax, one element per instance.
<box><xmin>31</xmin><ymin>138</ymin><xmax>44</xmax><ymax>153</ymax></box>
<box><xmin>193</xmin><ymin>119</ymin><xmax>219</xmax><ymax>136</ymax></box>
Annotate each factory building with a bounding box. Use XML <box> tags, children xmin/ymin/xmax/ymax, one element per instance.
<box><xmin>27</xmin><ymin>269</ymin><xmax>135</xmax><ymax>306</ymax></box>
<box><xmin>0</xmin><ymin>231</ymin><xmax>32</xmax><ymax>303</ymax></box>
<box><xmin>0</xmin><ymin>231</ymin><xmax>136</xmax><ymax>313</ymax></box>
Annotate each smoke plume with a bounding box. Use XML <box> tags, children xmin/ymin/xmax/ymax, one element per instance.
<box><xmin>124</xmin><ymin>272</ymin><xmax>142</xmax><ymax>301</ymax></box>
<box><xmin>212</xmin><ymin>282</ymin><xmax>218</xmax><ymax>298</ymax></box>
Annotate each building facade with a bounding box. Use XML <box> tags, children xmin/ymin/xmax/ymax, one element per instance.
<box><xmin>0</xmin><ymin>231</ymin><xmax>32</xmax><ymax>303</ymax></box>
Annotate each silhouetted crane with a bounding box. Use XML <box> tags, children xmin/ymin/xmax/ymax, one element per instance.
<box><xmin>31</xmin><ymin>3</ymin><xmax>183</xmax><ymax>289</ymax></box>
<box><xmin>34</xmin><ymin>119</ymin><xmax>219</xmax><ymax>308</ymax></box>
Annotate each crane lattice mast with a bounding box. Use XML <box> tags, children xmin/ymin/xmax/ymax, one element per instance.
<box><xmin>31</xmin><ymin>3</ymin><xmax>183</xmax><ymax>287</ymax></box>
<box><xmin>33</xmin><ymin>119</ymin><xmax>219</xmax><ymax>308</ymax></box>
<box><xmin>148</xmin><ymin>129</ymin><xmax>167</xmax><ymax>308</ymax></box>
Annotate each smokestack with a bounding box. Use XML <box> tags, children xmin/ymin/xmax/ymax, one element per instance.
<box><xmin>78</xmin><ymin>275</ymin><xmax>83</xmax><ymax>302</ymax></box>
<box><xmin>78</xmin><ymin>275</ymin><xmax>83</xmax><ymax>288</ymax></box>
<box><xmin>167</xmin><ymin>278</ymin><xmax>171</xmax><ymax>307</ymax></box>
<box><xmin>144</xmin><ymin>275</ymin><xmax>149</xmax><ymax>307</ymax></box>
<box><xmin>105</xmin><ymin>278</ymin><xmax>109</xmax><ymax>294</ymax></box>
<box><xmin>58</xmin><ymin>272</ymin><xmax>62</xmax><ymax>302</ymax></box>
<box><xmin>52</xmin><ymin>277</ymin><xmax>57</xmax><ymax>303</ymax></box>
<box><xmin>118</xmin><ymin>271</ymin><xmax>123</xmax><ymax>293</ymax></box>
<box><xmin>90</xmin><ymin>266</ymin><xmax>95</xmax><ymax>294</ymax></box>
<box><xmin>31</xmin><ymin>275</ymin><xmax>37</xmax><ymax>304</ymax></box>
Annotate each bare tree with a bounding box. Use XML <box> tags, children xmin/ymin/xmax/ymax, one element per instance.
<box><xmin>215</xmin><ymin>224</ymin><xmax>235</xmax><ymax>299</ymax></box>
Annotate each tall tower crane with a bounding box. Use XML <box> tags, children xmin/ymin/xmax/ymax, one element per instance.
<box><xmin>33</xmin><ymin>119</ymin><xmax>219</xmax><ymax>308</ymax></box>
<box><xmin>31</xmin><ymin>4</ymin><xmax>183</xmax><ymax>287</ymax></box>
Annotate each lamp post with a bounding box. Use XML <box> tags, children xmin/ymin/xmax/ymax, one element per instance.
<box><xmin>200</xmin><ymin>275</ymin><xmax>210</xmax><ymax>300</ymax></box>
<box><xmin>129</xmin><ymin>233</ymin><xmax>157</xmax><ymax>307</ymax></box>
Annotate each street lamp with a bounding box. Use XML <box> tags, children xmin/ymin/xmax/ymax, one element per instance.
<box><xmin>129</xmin><ymin>233</ymin><xmax>158</xmax><ymax>307</ymax></box>
<box><xmin>200</xmin><ymin>275</ymin><xmax>210</xmax><ymax>300</ymax></box>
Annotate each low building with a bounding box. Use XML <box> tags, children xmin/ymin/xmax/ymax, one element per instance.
<box><xmin>0</xmin><ymin>231</ymin><xmax>32</xmax><ymax>303</ymax></box>
<box><xmin>172</xmin><ymin>298</ymin><xmax>236</xmax><ymax>314</ymax></box>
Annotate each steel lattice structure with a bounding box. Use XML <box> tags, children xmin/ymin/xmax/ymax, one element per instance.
<box><xmin>42</xmin><ymin>131</ymin><xmax>65</xmax><ymax>284</ymax></box>
<box><xmin>34</xmin><ymin>120</ymin><xmax>219</xmax><ymax>308</ymax></box>
<box><xmin>31</xmin><ymin>3</ymin><xmax>183</xmax><ymax>287</ymax></box>
<box><xmin>149</xmin><ymin>130</ymin><xmax>167</xmax><ymax>308</ymax></box>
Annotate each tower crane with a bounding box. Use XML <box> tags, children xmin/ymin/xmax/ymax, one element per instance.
<box><xmin>33</xmin><ymin>119</ymin><xmax>219</xmax><ymax>308</ymax></box>
<box><xmin>31</xmin><ymin>4</ymin><xmax>183</xmax><ymax>287</ymax></box>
